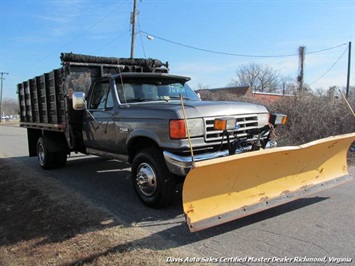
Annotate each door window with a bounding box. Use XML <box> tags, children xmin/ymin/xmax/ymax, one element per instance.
<box><xmin>90</xmin><ymin>81</ymin><xmax>114</xmax><ymax>109</ymax></box>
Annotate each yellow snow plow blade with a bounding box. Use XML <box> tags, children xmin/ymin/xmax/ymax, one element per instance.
<box><xmin>183</xmin><ymin>133</ymin><xmax>355</xmax><ymax>232</ymax></box>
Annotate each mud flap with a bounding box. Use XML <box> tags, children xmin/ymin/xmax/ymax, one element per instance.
<box><xmin>183</xmin><ymin>133</ymin><xmax>355</xmax><ymax>232</ymax></box>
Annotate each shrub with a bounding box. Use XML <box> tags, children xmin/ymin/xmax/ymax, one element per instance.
<box><xmin>201</xmin><ymin>92</ymin><xmax>355</xmax><ymax>146</ymax></box>
<box><xmin>268</xmin><ymin>95</ymin><xmax>355</xmax><ymax>145</ymax></box>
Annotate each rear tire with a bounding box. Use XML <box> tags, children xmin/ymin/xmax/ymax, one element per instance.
<box><xmin>37</xmin><ymin>137</ymin><xmax>67</xmax><ymax>169</ymax></box>
<box><xmin>55</xmin><ymin>150</ymin><xmax>67</xmax><ymax>168</ymax></box>
<box><xmin>131</xmin><ymin>148</ymin><xmax>176</xmax><ymax>208</ymax></box>
<box><xmin>37</xmin><ymin>137</ymin><xmax>55</xmax><ymax>169</ymax></box>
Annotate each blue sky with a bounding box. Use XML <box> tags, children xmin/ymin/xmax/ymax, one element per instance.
<box><xmin>0</xmin><ymin>0</ymin><xmax>354</xmax><ymax>99</ymax></box>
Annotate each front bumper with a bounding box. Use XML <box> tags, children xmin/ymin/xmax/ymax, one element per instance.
<box><xmin>163</xmin><ymin>146</ymin><xmax>253</xmax><ymax>176</ymax></box>
<box><xmin>163</xmin><ymin>141</ymin><xmax>277</xmax><ymax>176</ymax></box>
<box><xmin>163</xmin><ymin>150</ymin><xmax>227</xmax><ymax>176</ymax></box>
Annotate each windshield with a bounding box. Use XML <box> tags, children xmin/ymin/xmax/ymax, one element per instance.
<box><xmin>115</xmin><ymin>78</ymin><xmax>200</xmax><ymax>103</ymax></box>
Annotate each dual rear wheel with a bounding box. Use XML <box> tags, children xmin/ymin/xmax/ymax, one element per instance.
<box><xmin>37</xmin><ymin>137</ymin><xmax>67</xmax><ymax>169</ymax></box>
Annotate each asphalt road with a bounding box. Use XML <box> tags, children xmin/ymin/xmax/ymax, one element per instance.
<box><xmin>1</xmin><ymin>124</ymin><xmax>354</xmax><ymax>265</ymax></box>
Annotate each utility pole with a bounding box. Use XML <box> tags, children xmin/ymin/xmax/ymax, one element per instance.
<box><xmin>345</xmin><ymin>41</ymin><xmax>351</xmax><ymax>99</ymax></box>
<box><xmin>297</xmin><ymin>46</ymin><xmax>306</xmax><ymax>95</ymax></box>
<box><xmin>0</xmin><ymin>72</ymin><xmax>9</xmax><ymax>121</ymax></box>
<box><xmin>130</xmin><ymin>0</ymin><xmax>137</xmax><ymax>59</ymax></box>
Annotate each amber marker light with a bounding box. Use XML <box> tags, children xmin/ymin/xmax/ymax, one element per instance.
<box><xmin>170</xmin><ymin>119</ymin><xmax>186</xmax><ymax>139</ymax></box>
<box><xmin>214</xmin><ymin>117</ymin><xmax>236</xmax><ymax>131</ymax></box>
<box><xmin>269</xmin><ymin>113</ymin><xmax>287</xmax><ymax>125</ymax></box>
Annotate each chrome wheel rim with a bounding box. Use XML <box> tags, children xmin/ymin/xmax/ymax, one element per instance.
<box><xmin>136</xmin><ymin>163</ymin><xmax>157</xmax><ymax>197</ymax></box>
<box><xmin>38</xmin><ymin>143</ymin><xmax>45</xmax><ymax>166</ymax></box>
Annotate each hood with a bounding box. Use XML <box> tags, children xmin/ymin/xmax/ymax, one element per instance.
<box><xmin>120</xmin><ymin>100</ymin><xmax>268</xmax><ymax>119</ymax></box>
<box><xmin>181</xmin><ymin>100</ymin><xmax>268</xmax><ymax>117</ymax></box>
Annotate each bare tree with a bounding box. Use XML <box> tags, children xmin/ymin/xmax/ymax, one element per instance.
<box><xmin>196</xmin><ymin>83</ymin><xmax>209</xmax><ymax>91</ymax></box>
<box><xmin>230</xmin><ymin>62</ymin><xmax>281</xmax><ymax>93</ymax></box>
<box><xmin>280</xmin><ymin>76</ymin><xmax>297</xmax><ymax>95</ymax></box>
<box><xmin>2</xmin><ymin>98</ymin><xmax>19</xmax><ymax>116</ymax></box>
<box><xmin>313</xmin><ymin>86</ymin><xmax>339</xmax><ymax>98</ymax></box>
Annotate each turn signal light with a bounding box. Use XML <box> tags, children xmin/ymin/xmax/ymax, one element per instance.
<box><xmin>214</xmin><ymin>117</ymin><xmax>236</xmax><ymax>130</ymax></box>
<box><xmin>170</xmin><ymin>120</ymin><xmax>186</xmax><ymax>139</ymax></box>
<box><xmin>269</xmin><ymin>113</ymin><xmax>287</xmax><ymax>125</ymax></box>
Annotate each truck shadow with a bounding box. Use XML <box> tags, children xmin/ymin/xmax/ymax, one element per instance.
<box><xmin>65</xmin><ymin>197</ymin><xmax>330</xmax><ymax>266</ymax></box>
<box><xmin>47</xmin><ymin>155</ymin><xmax>331</xmax><ymax>244</ymax></box>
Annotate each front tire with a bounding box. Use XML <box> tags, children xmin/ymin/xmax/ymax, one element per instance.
<box><xmin>131</xmin><ymin>148</ymin><xmax>176</xmax><ymax>208</ymax></box>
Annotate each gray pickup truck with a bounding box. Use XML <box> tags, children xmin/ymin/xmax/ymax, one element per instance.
<box><xmin>18</xmin><ymin>53</ymin><xmax>280</xmax><ymax>208</ymax></box>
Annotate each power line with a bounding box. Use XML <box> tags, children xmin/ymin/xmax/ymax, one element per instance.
<box><xmin>90</xmin><ymin>31</ymin><xmax>130</xmax><ymax>54</ymax></box>
<box><xmin>309</xmin><ymin>46</ymin><xmax>348</xmax><ymax>86</ymax></box>
<box><xmin>306</xmin><ymin>44</ymin><xmax>348</xmax><ymax>55</ymax></box>
<box><xmin>33</xmin><ymin>0</ymin><xmax>131</xmax><ymax>65</ymax></box>
<box><xmin>137</xmin><ymin>19</ymin><xmax>147</xmax><ymax>58</ymax></box>
<box><xmin>139</xmin><ymin>30</ymin><xmax>347</xmax><ymax>58</ymax></box>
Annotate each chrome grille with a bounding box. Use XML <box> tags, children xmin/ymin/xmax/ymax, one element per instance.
<box><xmin>205</xmin><ymin>115</ymin><xmax>259</xmax><ymax>142</ymax></box>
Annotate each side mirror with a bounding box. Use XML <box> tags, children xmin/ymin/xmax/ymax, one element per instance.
<box><xmin>72</xmin><ymin>92</ymin><xmax>86</xmax><ymax>110</ymax></box>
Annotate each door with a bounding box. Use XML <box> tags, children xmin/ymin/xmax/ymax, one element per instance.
<box><xmin>83</xmin><ymin>80</ymin><xmax>118</xmax><ymax>153</ymax></box>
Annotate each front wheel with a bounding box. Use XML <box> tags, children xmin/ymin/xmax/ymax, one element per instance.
<box><xmin>131</xmin><ymin>148</ymin><xmax>176</xmax><ymax>208</ymax></box>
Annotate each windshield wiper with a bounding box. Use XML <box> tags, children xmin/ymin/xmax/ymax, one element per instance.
<box><xmin>124</xmin><ymin>98</ymin><xmax>145</xmax><ymax>103</ymax></box>
<box><xmin>168</xmin><ymin>96</ymin><xmax>190</xmax><ymax>100</ymax></box>
<box><xmin>125</xmin><ymin>98</ymin><xmax>165</xmax><ymax>103</ymax></box>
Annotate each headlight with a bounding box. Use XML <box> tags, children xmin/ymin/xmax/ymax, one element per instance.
<box><xmin>187</xmin><ymin>118</ymin><xmax>204</xmax><ymax>137</ymax></box>
<box><xmin>258</xmin><ymin>113</ymin><xmax>270</xmax><ymax>126</ymax></box>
